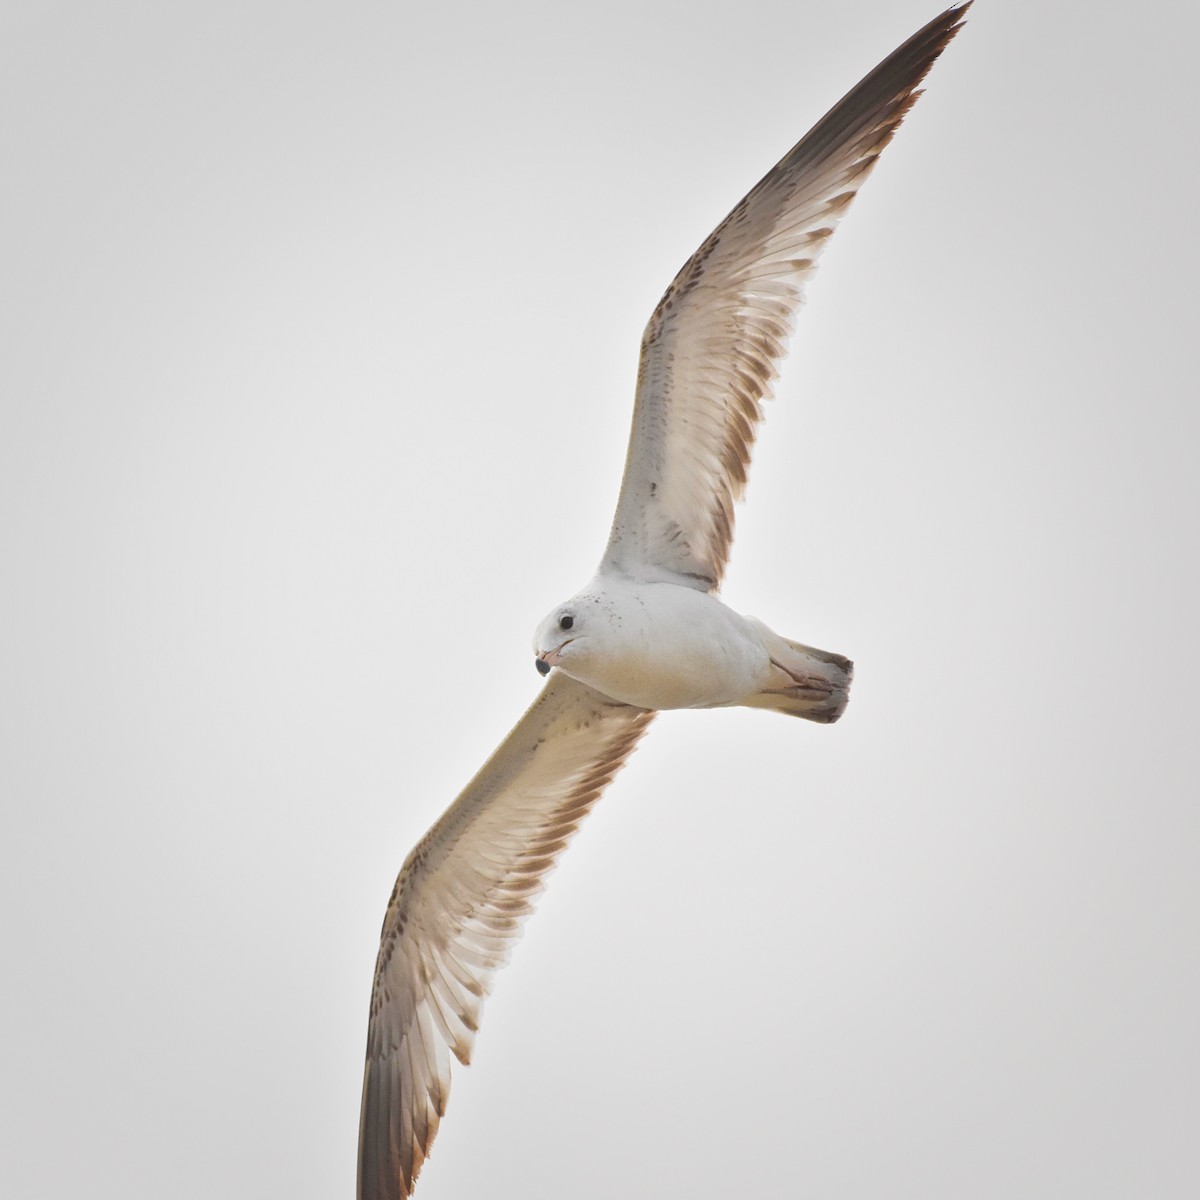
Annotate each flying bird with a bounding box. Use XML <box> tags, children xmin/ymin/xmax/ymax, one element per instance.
<box><xmin>358</xmin><ymin>6</ymin><xmax>971</xmax><ymax>1196</ymax></box>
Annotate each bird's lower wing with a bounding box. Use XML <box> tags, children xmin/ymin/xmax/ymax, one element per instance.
<box><xmin>358</xmin><ymin>674</ymin><xmax>655</xmax><ymax>1200</ymax></box>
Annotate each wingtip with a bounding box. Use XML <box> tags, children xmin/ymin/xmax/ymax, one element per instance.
<box><xmin>358</xmin><ymin>1053</ymin><xmax>435</xmax><ymax>1200</ymax></box>
<box><xmin>939</xmin><ymin>2</ymin><xmax>975</xmax><ymax>46</ymax></box>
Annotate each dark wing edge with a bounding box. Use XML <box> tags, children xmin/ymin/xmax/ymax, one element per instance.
<box><xmin>602</xmin><ymin>3</ymin><xmax>972</xmax><ymax>588</ymax></box>
<box><xmin>357</xmin><ymin>674</ymin><xmax>655</xmax><ymax>1200</ymax></box>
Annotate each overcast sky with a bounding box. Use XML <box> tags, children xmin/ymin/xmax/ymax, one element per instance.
<box><xmin>3</xmin><ymin>2</ymin><xmax>1198</xmax><ymax>1197</ymax></box>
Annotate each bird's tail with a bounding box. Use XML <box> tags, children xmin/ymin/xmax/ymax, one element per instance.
<box><xmin>741</xmin><ymin>620</ymin><xmax>853</xmax><ymax>724</ymax></box>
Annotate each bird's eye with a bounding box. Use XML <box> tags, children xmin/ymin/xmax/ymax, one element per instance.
<box><xmin>559</xmin><ymin>615</ymin><xmax>574</xmax><ymax>631</ymax></box>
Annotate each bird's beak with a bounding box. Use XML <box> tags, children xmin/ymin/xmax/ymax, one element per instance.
<box><xmin>534</xmin><ymin>640</ymin><xmax>572</xmax><ymax>676</ymax></box>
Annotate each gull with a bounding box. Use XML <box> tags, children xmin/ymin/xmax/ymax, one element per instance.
<box><xmin>358</xmin><ymin>6</ymin><xmax>971</xmax><ymax>1197</ymax></box>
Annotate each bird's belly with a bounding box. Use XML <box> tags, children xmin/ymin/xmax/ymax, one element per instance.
<box><xmin>587</xmin><ymin>662</ymin><xmax>750</xmax><ymax>710</ymax></box>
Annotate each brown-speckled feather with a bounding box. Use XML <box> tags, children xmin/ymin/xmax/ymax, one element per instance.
<box><xmin>357</xmin><ymin>674</ymin><xmax>654</xmax><ymax>1200</ymax></box>
<box><xmin>602</xmin><ymin>3</ymin><xmax>971</xmax><ymax>589</ymax></box>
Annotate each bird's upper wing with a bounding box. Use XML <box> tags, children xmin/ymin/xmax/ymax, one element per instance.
<box><xmin>357</xmin><ymin>674</ymin><xmax>654</xmax><ymax>1200</ymax></box>
<box><xmin>601</xmin><ymin>3</ymin><xmax>970</xmax><ymax>590</ymax></box>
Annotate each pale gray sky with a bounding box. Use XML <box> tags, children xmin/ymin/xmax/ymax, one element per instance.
<box><xmin>2</xmin><ymin>2</ymin><xmax>1198</xmax><ymax>1197</ymax></box>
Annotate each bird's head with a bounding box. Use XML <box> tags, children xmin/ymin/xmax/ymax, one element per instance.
<box><xmin>532</xmin><ymin>594</ymin><xmax>601</xmax><ymax>677</ymax></box>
